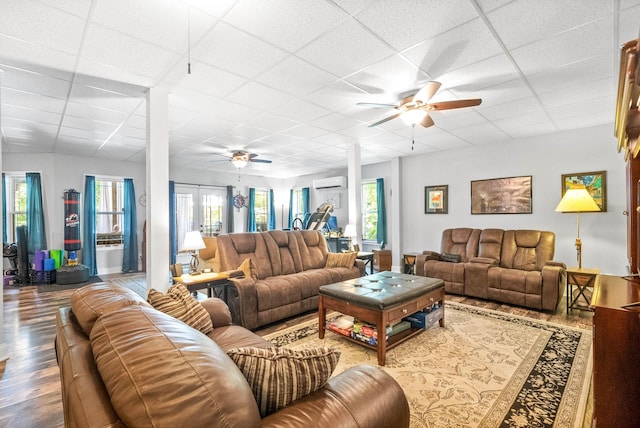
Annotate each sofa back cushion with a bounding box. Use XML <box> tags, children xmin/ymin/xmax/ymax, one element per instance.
<box><xmin>440</xmin><ymin>228</ymin><xmax>481</xmax><ymax>262</ymax></box>
<box><xmin>70</xmin><ymin>282</ymin><xmax>150</xmax><ymax>335</ymax></box>
<box><xmin>90</xmin><ymin>305</ymin><xmax>261</xmax><ymax>428</ymax></box>
<box><xmin>216</xmin><ymin>232</ymin><xmax>273</xmax><ymax>279</ymax></box>
<box><xmin>262</xmin><ymin>230</ymin><xmax>302</xmax><ymax>276</ymax></box>
<box><xmin>294</xmin><ymin>230</ymin><xmax>328</xmax><ymax>270</ymax></box>
<box><xmin>500</xmin><ymin>230</ymin><xmax>555</xmax><ymax>271</ymax></box>
<box><xmin>477</xmin><ymin>228</ymin><xmax>504</xmax><ymax>263</ymax></box>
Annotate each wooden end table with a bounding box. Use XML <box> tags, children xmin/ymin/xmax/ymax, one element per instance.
<box><xmin>403</xmin><ymin>252</ymin><xmax>420</xmax><ymax>274</ymax></box>
<box><xmin>356</xmin><ymin>251</ymin><xmax>374</xmax><ymax>275</ymax></box>
<box><xmin>173</xmin><ymin>272</ymin><xmax>229</xmax><ymax>302</ymax></box>
<box><xmin>566</xmin><ymin>267</ymin><xmax>599</xmax><ymax>313</ymax></box>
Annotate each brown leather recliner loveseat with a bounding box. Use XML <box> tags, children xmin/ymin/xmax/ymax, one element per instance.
<box><xmin>55</xmin><ymin>282</ymin><xmax>409</xmax><ymax>428</ymax></box>
<box><xmin>415</xmin><ymin>228</ymin><xmax>566</xmax><ymax>311</ymax></box>
<box><xmin>212</xmin><ymin>230</ymin><xmax>364</xmax><ymax>330</ymax></box>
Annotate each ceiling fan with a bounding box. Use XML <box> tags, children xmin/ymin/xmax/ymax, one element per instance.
<box><xmin>358</xmin><ymin>81</ymin><xmax>482</xmax><ymax>128</ymax></box>
<box><xmin>219</xmin><ymin>151</ymin><xmax>273</xmax><ymax>169</ymax></box>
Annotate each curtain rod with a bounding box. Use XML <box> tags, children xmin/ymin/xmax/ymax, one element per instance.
<box><xmin>173</xmin><ymin>182</ymin><xmax>230</xmax><ymax>189</ymax></box>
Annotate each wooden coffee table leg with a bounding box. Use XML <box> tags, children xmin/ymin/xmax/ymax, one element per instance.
<box><xmin>377</xmin><ymin>310</ymin><xmax>387</xmax><ymax>366</ymax></box>
<box><xmin>318</xmin><ymin>295</ymin><xmax>326</xmax><ymax>339</ymax></box>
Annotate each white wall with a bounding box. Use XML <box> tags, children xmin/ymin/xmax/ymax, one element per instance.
<box><xmin>400</xmin><ymin>124</ymin><xmax>627</xmax><ymax>275</ymax></box>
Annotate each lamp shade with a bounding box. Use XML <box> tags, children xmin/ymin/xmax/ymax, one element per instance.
<box><xmin>555</xmin><ymin>188</ymin><xmax>601</xmax><ymax>213</ymax></box>
<box><xmin>232</xmin><ymin>158</ymin><xmax>248</xmax><ymax>169</ymax></box>
<box><xmin>401</xmin><ymin>109</ymin><xmax>428</xmax><ymax>126</ymax></box>
<box><xmin>182</xmin><ymin>231</ymin><xmax>206</xmax><ymax>251</ymax></box>
<box><xmin>343</xmin><ymin>224</ymin><xmax>357</xmax><ymax>238</ymax></box>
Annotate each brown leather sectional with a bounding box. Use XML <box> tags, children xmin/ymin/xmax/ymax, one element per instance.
<box><xmin>213</xmin><ymin>230</ymin><xmax>364</xmax><ymax>330</ymax></box>
<box><xmin>415</xmin><ymin>228</ymin><xmax>566</xmax><ymax>311</ymax></box>
<box><xmin>55</xmin><ymin>282</ymin><xmax>410</xmax><ymax>428</ymax></box>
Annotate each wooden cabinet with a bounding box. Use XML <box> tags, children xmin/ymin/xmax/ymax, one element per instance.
<box><xmin>591</xmin><ymin>274</ymin><xmax>640</xmax><ymax>427</ymax></box>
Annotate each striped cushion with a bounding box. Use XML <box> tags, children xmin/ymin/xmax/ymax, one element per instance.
<box><xmin>147</xmin><ymin>283</ymin><xmax>213</xmax><ymax>334</ymax></box>
<box><xmin>326</xmin><ymin>251</ymin><xmax>357</xmax><ymax>268</ymax></box>
<box><xmin>227</xmin><ymin>347</ymin><xmax>340</xmax><ymax>416</ymax></box>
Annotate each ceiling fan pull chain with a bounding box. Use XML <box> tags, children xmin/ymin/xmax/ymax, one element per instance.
<box><xmin>412</xmin><ymin>124</ymin><xmax>415</xmax><ymax>150</ymax></box>
<box><xmin>187</xmin><ymin>7</ymin><xmax>192</xmax><ymax>74</ymax></box>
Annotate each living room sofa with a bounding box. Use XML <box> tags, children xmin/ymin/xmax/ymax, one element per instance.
<box><xmin>415</xmin><ymin>228</ymin><xmax>566</xmax><ymax>311</ymax></box>
<box><xmin>55</xmin><ymin>282</ymin><xmax>410</xmax><ymax>428</ymax></box>
<box><xmin>212</xmin><ymin>230</ymin><xmax>364</xmax><ymax>330</ymax></box>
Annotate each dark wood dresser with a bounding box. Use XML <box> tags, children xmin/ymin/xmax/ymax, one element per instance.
<box><xmin>591</xmin><ymin>274</ymin><xmax>640</xmax><ymax>427</ymax></box>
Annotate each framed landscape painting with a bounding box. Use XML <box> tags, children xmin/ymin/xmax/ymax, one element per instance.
<box><xmin>561</xmin><ymin>170</ymin><xmax>606</xmax><ymax>212</ymax></box>
<box><xmin>424</xmin><ymin>185</ymin><xmax>448</xmax><ymax>214</ymax></box>
<box><xmin>471</xmin><ymin>176</ymin><xmax>532</xmax><ymax>214</ymax></box>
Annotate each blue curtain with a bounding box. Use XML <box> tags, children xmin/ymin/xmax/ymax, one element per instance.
<box><xmin>227</xmin><ymin>185</ymin><xmax>234</xmax><ymax>233</ymax></box>
<box><xmin>83</xmin><ymin>176</ymin><xmax>97</xmax><ymax>276</ymax></box>
<box><xmin>169</xmin><ymin>181</ymin><xmax>176</xmax><ymax>264</ymax></box>
<box><xmin>288</xmin><ymin>189</ymin><xmax>293</xmax><ymax>229</ymax></box>
<box><xmin>301</xmin><ymin>187</ymin><xmax>310</xmax><ymax>229</ymax></box>
<box><xmin>2</xmin><ymin>173</ymin><xmax>6</xmax><ymax>243</ymax></box>
<box><xmin>376</xmin><ymin>178</ymin><xmax>387</xmax><ymax>248</ymax></box>
<box><xmin>268</xmin><ymin>189</ymin><xmax>276</xmax><ymax>230</ymax></box>
<box><xmin>122</xmin><ymin>178</ymin><xmax>138</xmax><ymax>272</ymax></box>
<box><xmin>247</xmin><ymin>188</ymin><xmax>256</xmax><ymax>232</ymax></box>
<box><xmin>26</xmin><ymin>172</ymin><xmax>47</xmax><ymax>253</ymax></box>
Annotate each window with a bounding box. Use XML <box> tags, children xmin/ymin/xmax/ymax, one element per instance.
<box><xmin>5</xmin><ymin>174</ymin><xmax>26</xmax><ymax>243</ymax></box>
<box><xmin>96</xmin><ymin>178</ymin><xmax>124</xmax><ymax>246</ymax></box>
<box><xmin>361</xmin><ymin>181</ymin><xmax>378</xmax><ymax>241</ymax></box>
<box><xmin>291</xmin><ymin>189</ymin><xmax>305</xmax><ymax>220</ymax></box>
<box><xmin>254</xmin><ymin>189</ymin><xmax>269</xmax><ymax>232</ymax></box>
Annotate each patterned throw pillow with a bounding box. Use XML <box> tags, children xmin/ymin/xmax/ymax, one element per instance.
<box><xmin>147</xmin><ymin>283</ymin><xmax>213</xmax><ymax>334</ymax></box>
<box><xmin>238</xmin><ymin>257</ymin><xmax>259</xmax><ymax>280</ymax></box>
<box><xmin>227</xmin><ymin>346</ymin><xmax>340</xmax><ymax>417</ymax></box>
<box><xmin>326</xmin><ymin>251</ymin><xmax>357</xmax><ymax>268</ymax></box>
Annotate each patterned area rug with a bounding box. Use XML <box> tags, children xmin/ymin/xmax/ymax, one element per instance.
<box><xmin>263</xmin><ymin>302</ymin><xmax>592</xmax><ymax>428</ymax></box>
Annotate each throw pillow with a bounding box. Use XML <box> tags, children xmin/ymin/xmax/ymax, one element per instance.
<box><xmin>147</xmin><ymin>283</ymin><xmax>213</xmax><ymax>334</ymax></box>
<box><xmin>441</xmin><ymin>253</ymin><xmax>462</xmax><ymax>263</ymax></box>
<box><xmin>227</xmin><ymin>346</ymin><xmax>340</xmax><ymax>417</ymax></box>
<box><xmin>326</xmin><ymin>251</ymin><xmax>357</xmax><ymax>268</ymax></box>
<box><xmin>238</xmin><ymin>257</ymin><xmax>259</xmax><ymax>280</ymax></box>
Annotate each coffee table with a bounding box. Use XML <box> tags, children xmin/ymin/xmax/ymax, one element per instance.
<box><xmin>318</xmin><ymin>272</ymin><xmax>444</xmax><ymax>366</ymax></box>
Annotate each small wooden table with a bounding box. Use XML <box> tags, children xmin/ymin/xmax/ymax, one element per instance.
<box><xmin>403</xmin><ymin>252</ymin><xmax>421</xmax><ymax>274</ymax></box>
<box><xmin>173</xmin><ymin>272</ymin><xmax>229</xmax><ymax>301</ymax></box>
<box><xmin>357</xmin><ymin>251</ymin><xmax>374</xmax><ymax>275</ymax></box>
<box><xmin>319</xmin><ymin>272</ymin><xmax>444</xmax><ymax>366</ymax></box>
<box><xmin>566</xmin><ymin>267</ymin><xmax>599</xmax><ymax>313</ymax></box>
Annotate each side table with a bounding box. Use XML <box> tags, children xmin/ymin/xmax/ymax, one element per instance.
<box><xmin>356</xmin><ymin>251</ymin><xmax>374</xmax><ymax>275</ymax></box>
<box><xmin>566</xmin><ymin>267</ymin><xmax>599</xmax><ymax>313</ymax></box>
<box><xmin>174</xmin><ymin>272</ymin><xmax>229</xmax><ymax>302</ymax></box>
<box><xmin>403</xmin><ymin>252</ymin><xmax>420</xmax><ymax>274</ymax></box>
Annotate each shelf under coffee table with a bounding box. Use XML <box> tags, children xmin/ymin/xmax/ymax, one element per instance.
<box><xmin>318</xmin><ymin>272</ymin><xmax>444</xmax><ymax>366</ymax></box>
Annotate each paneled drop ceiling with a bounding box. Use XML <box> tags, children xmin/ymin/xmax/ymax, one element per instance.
<box><xmin>0</xmin><ymin>0</ymin><xmax>638</xmax><ymax>178</ymax></box>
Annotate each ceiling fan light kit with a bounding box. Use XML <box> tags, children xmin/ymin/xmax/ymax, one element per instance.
<box><xmin>211</xmin><ymin>150</ymin><xmax>273</xmax><ymax>170</ymax></box>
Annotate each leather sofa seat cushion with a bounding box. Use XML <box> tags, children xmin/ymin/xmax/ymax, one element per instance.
<box><xmin>227</xmin><ymin>346</ymin><xmax>340</xmax><ymax>417</ymax></box>
<box><xmin>90</xmin><ymin>305</ymin><xmax>261</xmax><ymax>428</ymax></box>
<box><xmin>70</xmin><ymin>282</ymin><xmax>150</xmax><ymax>335</ymax></box>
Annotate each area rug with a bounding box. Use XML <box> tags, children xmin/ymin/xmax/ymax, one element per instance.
<box><xmin>263</xmin><ymin>302</ymin><xmax>592</xmax><ymax>428</ymax></box>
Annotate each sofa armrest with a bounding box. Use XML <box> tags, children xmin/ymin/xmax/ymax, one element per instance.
<box><xmin>468</xmin><ymin>257</ymin><xmax>498</xmax><ymax>266</ymax></box>
<box><xmin>226</xmin><ymin>277</ymin><xmax>259</xmax><ymax>330</ymax></box>
<box><xmin>415</xmin><ymin>252</ymin><xmax>440</xmax><ymax>276</ymax></box>
<box><xmin>546</xmin><ymin>260</ymin><xmax>567</xmax><ymax>269</ymax></box>
<box><xmin>261</xmin><ymin>365</ymin><xmax>409</xmax><ymax>428</ymax></box>
<box><xmin>354</xmin><ymin>259</ymin><xmax>365</xmax><ymax>276</ymax></box>
<box><xmin>540</xmin><ymin>263</ymin><xmax>566</xmax><ymax>311</ymax></box>
<box><xmin>199</xmin><ymin>297</ymin><xmax>233</xmax><ymax>327</ymax></box>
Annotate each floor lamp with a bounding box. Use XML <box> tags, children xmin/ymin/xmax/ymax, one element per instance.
<box><xmin>555</xmin><ymin>188</ymin><xmax>600</xmax><ymax>268</ymax></box>
<box><xmin>182</xmin><ymin>231</ymin><xmax>206</xmax><ymax>274</ymax></box>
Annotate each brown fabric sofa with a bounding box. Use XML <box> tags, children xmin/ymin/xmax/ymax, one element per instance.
<box><xmin>415</xmin><ymin>228</ymin><xmax>566</xmax><ymax>311</ymax></box>
<box><xmin>55</xmin><ymin>282</ymin><xmax>410</xmax><ymax>428</ymax></box>
<box><xmin>213</xmin><ymin>230</ymin><xmax>364</xmax><ymax>330</ymax></box>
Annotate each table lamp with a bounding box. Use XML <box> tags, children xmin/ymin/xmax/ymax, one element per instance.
<box><xmin>343</xmin><ymin>224</ymin><xmax>357</xmax><ymax>252</ymax></box>
<box><xmin>555</xmin><ymin>187</ymin><xmax>600</xmax><ymax>268</ymax></box>
<box><xmin>182</xmin><ymin>231</ymin><xmax>206</xmax><ymax>274</ymax></box>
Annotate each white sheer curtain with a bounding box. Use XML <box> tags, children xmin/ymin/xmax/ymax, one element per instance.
<box><xmin>175</xmin><ymin>192</ymin><xmax>193</xmax><ymax>252</ymax></box>
<box><xmin>97</xmin><ymin>181</ymin><xmax>113</xmax><ymax>233</ymax></box>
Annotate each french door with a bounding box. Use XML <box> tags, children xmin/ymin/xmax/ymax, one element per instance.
<box><xmin>174</xmin><ymin>185</ymin><xmax>226</xmax><ymax>253</ymax></box>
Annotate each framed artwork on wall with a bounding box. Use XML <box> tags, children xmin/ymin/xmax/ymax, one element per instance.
<box><xmin>561</xmin><ymin>170</ymin><xmax>606</xmax><ymax>212</ymax></box>
<box><xmin>424</xmin><ymin>185</ymin><xmax>448</xmax><ymax>214</ymax></box>
<box><xmin>471</xmin><ymin>175</ymin><xmax>532</xmax><ymax>214</ymax></box>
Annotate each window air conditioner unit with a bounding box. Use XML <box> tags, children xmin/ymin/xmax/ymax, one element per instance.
<box><xmin>312</xmin><ymin>176</ymin><xmax>347</xmax><ymax>190</ymax></box>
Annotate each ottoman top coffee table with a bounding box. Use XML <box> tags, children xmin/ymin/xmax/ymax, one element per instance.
<box><xmin>319</xmin><ymin>271</ymin><xmax>444</xmax><ymax>366</ymax></box>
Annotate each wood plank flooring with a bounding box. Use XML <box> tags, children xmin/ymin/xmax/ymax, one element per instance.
<box><xmin>0</xmin><ymin>277</ymin><xmax>593</xmax><ymax>427</ymax></box>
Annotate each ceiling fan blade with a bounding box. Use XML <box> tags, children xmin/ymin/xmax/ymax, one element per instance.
<box><xmin>412</xmin><ymin>81</ymin><xmax>441</xmax><ymax>104</ymax></box>
<box><xmin>418</xmin><ymin>114</ymin><xmax>435</xmax><ymax>128</ymax></box>
<box><xmin>427</xmin><ymin>98</ymin><xmax>482</xmax><ymax>110</ymax></box>
<box><xmin>368</xmin><ymin>113</ymin><xmax>401</xmax><ymax>127</ymax></box>
<box><xmin>357</xmin><ymin>102</ymin><xmax>398</xmax><ymax>108</ymax></box>
<box><xmin>250</xmin><ymin>158</ymin><xmax>272</xmax><ymax>164</ymax></box>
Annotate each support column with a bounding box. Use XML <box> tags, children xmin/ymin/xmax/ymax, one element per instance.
<box><xmin>0</xmin><ymin>69</ymin><xmax>7</xmax><ymax>362</ymax></box>
<box><xmin>391</xmin><ymin>157</ymin><xmax>402</xmax><ymax>270</ymax></box>
<box><xmin>347</xmin><ymin>142</ymin><xmax>362</xmax><ymax>247</ymax></box>
<box><xmin>146</xmin><ymin>88</ymin><xmax>171</xmax><ymax>292</ymax></box>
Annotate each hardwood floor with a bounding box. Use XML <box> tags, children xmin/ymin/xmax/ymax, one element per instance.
<box><xmin>0</xmin><ymin>276</ymin><xmax>593</xmax><ymax>427</ymax></box>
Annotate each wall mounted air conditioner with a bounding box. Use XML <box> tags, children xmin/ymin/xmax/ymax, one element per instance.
<box><xmin>312</xmin><ymin>176</ymin><xmax>347</xmax><ymax>190</ymax></box>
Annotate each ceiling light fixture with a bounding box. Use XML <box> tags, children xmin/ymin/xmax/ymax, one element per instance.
<box><xmin>232</xmin><ymin>158</ymin><xmax>248</xmax><ymax>169</ymax></box>
<box><xmin>401</xmin><ymin>109</ymin><xmax>427</xmax><ymax>126</ymax></box>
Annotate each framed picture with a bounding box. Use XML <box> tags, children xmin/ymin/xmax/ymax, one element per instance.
<box><xmin>561</xmin><ymin>170</ymin><xmax>606</xmax><ymax>212</ymax></box>
<box><xmin>424</xmin><ymin>185</ymin><xmax>448</xmax><ymax>214</ymax></box>
<box><xmin>471</xmin><ymin>175</ymin><xmax>532</xmax><ymax>214</ymax></box>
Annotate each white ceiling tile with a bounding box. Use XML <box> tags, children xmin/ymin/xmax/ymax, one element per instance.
<box><xmin>65</xmin><ymin>101</ymin><xmax>129</xmax><ymax>124</ymax></box>
<box><xmin>436</xmin><ymin>54</ymin><xmax>520</xmax><ymax>93</ymax></box>
<box><xmin>164</xmin><ymin>62</ymin><xmax>247</xmax><ymax>98</ymax></box>
<box><xmin>255</xmin><ymin>56</ymin><xmax>337</xmax><ymax>97</ymax></box>
<box><xmin>2</xmin><ymin>88</ymin><xmax>66</xmax><ymax>114</ymax></box>
<box><xmin>280</xmin><ymin>125</ymin><xmax>330</xmax><ymax>140</ymax></box>
<box><xmin>618</xmin><ymin>4</ymin><xmax>640</xmax><ymax>43</ymax></box>
<box><xmin>345</xmin><ymin>55</ymin><xmax>427</xmax><ymax>99</ymax></box>
<box><xmin>225</xmin><ymin>82</ymin><xmax>296</xmax><ymax>112</ymax></box>
<box><xmin>0</xmin><ymin>35</ymin><xmax>77</xmax><ymax>80</ymax></box>
<box><xmin>248</xmin><ymin>114</ymin><xmax>300</xmax><ymax>133</ymax></box>
<box><xmin>274</xmin><ymin>100</ymin><xmax>332</xmax><ymax>123</ymax></box>
<box><xmin>296</xmin><ymin>20</ymin><xmax>395</xmax><ymax>78</ymax></box>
